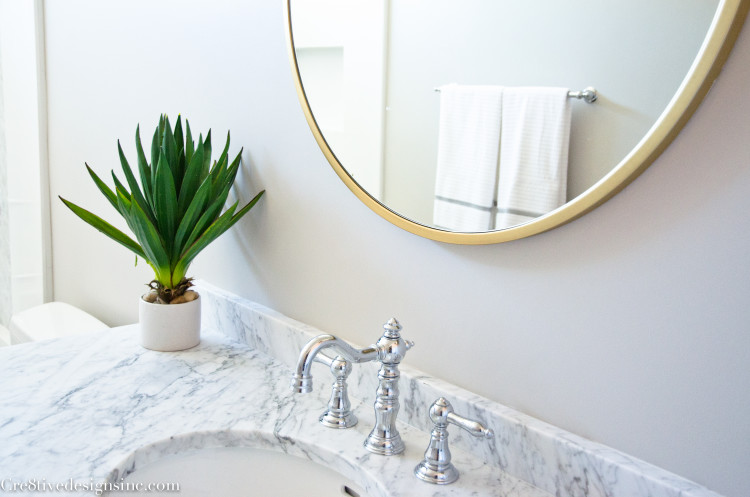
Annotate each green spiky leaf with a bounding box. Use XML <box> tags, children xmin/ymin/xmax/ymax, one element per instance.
<box><xmin>177</xmin><ymin>139</ymin><xmax>205</xmax><ymax>216</ymax></box>
<box><xmin>59</xmin><ymin>196</ymin><xmax>146</xmax><ymax>259</ymax></box>
<box><xmin>201</xmin><ymin>130</ymin><xmax>212</xmax><ymax>179</ymax></box>
<box><xmin>152</xmin><ymin>149</ymin><xmax>179</xmax><ymax>257</ymax></box>
<box><xmin>185</xmin><ymin>121</ymin><xmax>195</xmax><ymax>169</ymax></box>
<box><xmin>135</xmin><ymin>126</ymin><xmax>153</xmax><ymax>207</ymax></box>
<box><xmin>85</xmin><ymin>164</ymin><xmax>118</xmax><ymax>212</ymax></box>
<box><xmin>118</xmin><ymin>140</ymin><xmax>155</xmax><ymax>225</ymax></box>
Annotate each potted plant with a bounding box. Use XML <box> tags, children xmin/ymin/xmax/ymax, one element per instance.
<box><xmin>59</xmin><ymin>114</ymin><xmax>264</xmax><ymax>351</ymax></box>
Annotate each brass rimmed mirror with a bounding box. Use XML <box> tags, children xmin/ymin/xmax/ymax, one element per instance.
<box><xmin>285</xmin><ymin>0</ymin><xmax>748</xmax><ymax>244</ymax></box>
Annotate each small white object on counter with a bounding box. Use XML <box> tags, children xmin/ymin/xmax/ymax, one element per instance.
<box><xmin>9</xmin><ymin>301</ymin><xmax>108</xmax><ymax>345</ymax></box>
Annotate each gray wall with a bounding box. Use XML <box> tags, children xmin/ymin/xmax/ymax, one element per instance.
<box><xmin>44</xmin><ymin>2</ymin><xmax>749</xmax><ymax>496</ymax></box>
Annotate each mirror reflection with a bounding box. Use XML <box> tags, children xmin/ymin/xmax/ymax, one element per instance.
<box><xmin>290</xmin><ymin>0</ymin><xmax>719</xmax><ymax>232</ymax></box>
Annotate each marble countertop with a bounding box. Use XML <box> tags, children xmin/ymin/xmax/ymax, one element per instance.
<box><xmin>0</xmin><ymin>325</ymin><xmax>545</xmax><ymax>497</ymax></box>
<box><xmin>1</xmin><ymin>282</ymin><xmax>725</xmax><ymax>497</ymax></box>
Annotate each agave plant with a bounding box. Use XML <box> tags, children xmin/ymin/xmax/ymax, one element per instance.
<box><xmin>59</xmin><ymin>114</ymin><xmax>264</xmax><ymax>303</ymax></box>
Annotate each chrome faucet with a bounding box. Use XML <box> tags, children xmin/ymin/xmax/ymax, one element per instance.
<box><xmin>291</xmin><ymin>318</ymin><xmax>414</xmax><ymax>455</ymax></box>
<box><xmin>414</xmin><ymin>397</ymin><xmax>494</xmax><ymax>484</ymax></box>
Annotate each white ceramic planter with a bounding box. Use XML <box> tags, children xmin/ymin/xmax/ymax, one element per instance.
<box><xmin>139</xmin><ymin>294</ymin><xmax>201</xmax><ymax>351</ymax></box>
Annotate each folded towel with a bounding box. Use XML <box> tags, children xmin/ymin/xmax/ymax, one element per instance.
<box><xmin>495</xmin><ymin>87</ymin><xmax>571</xmax><ymax>229</ymax></box>
<box><xmin>433</xmin><ymin>84</ymin><xmax>503</xmax><ymax>232</ymax></box>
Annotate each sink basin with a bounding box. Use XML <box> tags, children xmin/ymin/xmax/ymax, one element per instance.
<box><xmin>105</xmin><ymin>446</ymin><xmax>369</xmax><ymax>497</ymax></box>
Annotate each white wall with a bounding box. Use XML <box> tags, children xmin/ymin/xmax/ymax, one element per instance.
<box><xmin>0</xmin><ymin>0</ymin><xmax>48</xmax><ymax>318</ymax></box>
<box><xmin>43</xmin><ymin>2</ymin><xmax>749</xmax><ymax>496</ymax></box>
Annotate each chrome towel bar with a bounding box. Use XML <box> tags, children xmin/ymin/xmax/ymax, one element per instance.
<box><xmin>434</xmin><ymin>86</ymin><xmax>597</xmax><ymax>103</ymax></box>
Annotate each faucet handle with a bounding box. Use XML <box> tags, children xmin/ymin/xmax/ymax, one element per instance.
<box><xmin>446</xmin><ymin>411</ymin><xmax>493</xmax><ymax>438</ymax></box>
<box><xmin>414</xmin><ymin>397</ymin><xmax>494</xmax><ymax>485</ymax></box>
<box><xmin>314</xmin><ymin>354</ymin><xmax>358</xmax><ymax>429</ymax></box>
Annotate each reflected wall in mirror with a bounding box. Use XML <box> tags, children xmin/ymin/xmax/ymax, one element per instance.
<box><xmin>286</xmin><ymin>0</ymin><xmax>748</xmax><ymax>243</ymax></box>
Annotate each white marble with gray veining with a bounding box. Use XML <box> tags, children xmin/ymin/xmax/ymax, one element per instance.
<box><xmin>0</xmin><ymin>281</ymin><xmax>724</xmax><ymax>497</ymax></box>
<box><xmin>0</xmin><ymin>305</ymin><xmax>542</xmax><ymax>496</ymax></box>
<box><xmin>197</xmin><ymin>281</ymin><xmax>725</xmax><ymax>497</ymax></box>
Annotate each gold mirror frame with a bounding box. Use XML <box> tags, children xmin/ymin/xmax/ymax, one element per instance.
<box><xmin>284</xmin><ymin>0</ymin><xmax>749</xmax><ymax>245</ymax></box>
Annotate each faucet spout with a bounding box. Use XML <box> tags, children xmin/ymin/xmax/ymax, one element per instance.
<box><xmin>291</xmin><ymin>334</ymin><xmax>378</xmax><ymax>393</ymax></box>
<box><xmin>290</xmin><ymin>318</ymin><xmax>414</xmax><ymax>456</ymax></box>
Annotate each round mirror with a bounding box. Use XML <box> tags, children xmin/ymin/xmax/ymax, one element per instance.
<box><xmin>285</xmin><ymin>0</ymin><xmax>748</xmax><ymax>244</ymax></box>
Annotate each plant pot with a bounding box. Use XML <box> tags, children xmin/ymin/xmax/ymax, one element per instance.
<box><xmin>139</xmin><ymin>294</ymin><xmax>201</xmax><ymax>351</ymax></box>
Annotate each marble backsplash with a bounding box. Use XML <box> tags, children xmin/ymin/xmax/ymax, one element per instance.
<box><xmin>197</xmin><ymin>280</ymin><xmax>722</xmax><ymax>497</ymax></box>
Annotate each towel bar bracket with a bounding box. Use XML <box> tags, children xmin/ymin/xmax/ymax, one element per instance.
<box><xmin>567</xmin><ymin>86</ymin><xmax>597</xmax><ymax>103</ymax></box>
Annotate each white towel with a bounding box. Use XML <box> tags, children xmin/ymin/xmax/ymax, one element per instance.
<box><xmin>495</xmin><ymin>87</ymin><xmax>571</xmax><ymax>230</ymax></box>
<box><xmin>433</xmin><ymin>84</ymin><xmax>503</xmax><ymax>232</ymax></box>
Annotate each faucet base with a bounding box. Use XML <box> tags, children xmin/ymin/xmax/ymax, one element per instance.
<box><xmin>364</xmin><ymin>434</ymin><xmax>405</xmax><ymax>456</ymax></box>
<box><xmin>319</xmin><ymin>411</ymin><xmax>358</xmax><ymax>429</ymax></box>
<box><xmin>414</xmin><ymin>461</ymin><xmax>459</xmax><ymax>485</ymax></box>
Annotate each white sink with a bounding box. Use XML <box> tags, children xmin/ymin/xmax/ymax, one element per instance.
<box><xmin>106</xmin><ymin>446</ymin><xmax>369</xmax><ymax>497</ymax></box>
